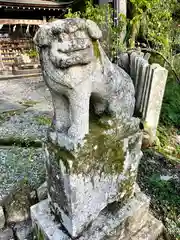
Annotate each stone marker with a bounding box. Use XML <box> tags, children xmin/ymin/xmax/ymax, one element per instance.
<box><xmin>128</xmin><ymin>52</ymin><xmax>168</xmax><ymax>140</ymax></box>
<box><xmin>130</xmin><ymin>52</ymin><xmax>137</xmax><ymax>84</ymax></box>
<box><xmin>135</xmin><ymin>59</ymin><xmax>149</xmax><ymax>114</ymax></box>
<box><xmin>144</xmin><ymin>64</ymin><xmax>168</xmax><ymax>138</ymax></box>
<box><xmin>139</xmin><ymin>64</ymin><xmax>150</xmax><ymax>114</ymax></box>
<box><xmin>118</xmin><ymin>52</ymin><xmax>130</xmax><ymax>73</ymax></box>
<box><xmin>31</xmin><ymin>18</ymin><xmax>165</xmax><ymax>240</ymax></box>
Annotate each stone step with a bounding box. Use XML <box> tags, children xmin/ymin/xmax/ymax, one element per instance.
<box><xmin>13</xmin><ymin>68</ymin><xmax>41</xmax><ymax>75</ymax></box>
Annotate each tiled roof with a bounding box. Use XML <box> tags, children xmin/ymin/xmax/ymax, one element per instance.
<box><xmin>0</xmin><ymin>0</ymin><xmax>72</xmax><ymax>8</ymax></box>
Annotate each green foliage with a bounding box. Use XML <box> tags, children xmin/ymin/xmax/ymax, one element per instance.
<box><xmin>64</xmin><ymin>0</ymin><xmax>178</xmax><ymax>59</ymax></box>
<box><xmin>144</xmin><ymin>0</ymin><xmax>176</xmax><ymax>55</ymax></box>
<box><xmin>160</xmin><ymin>79</ymin><xmax>180</xmax><ymax>127</ymax></box>
<box><xmin>127</xmin><ymin>0</ymin><xmax>177</xmax><ymax>57</ymax></box>
<box><xmin>149</xmin><ymin>174</ymin><xmax>180</xmax><ymax>205</ymax></box>
<box><xmin>34</xmin><ymin>116</ymin><xmax>52</xmax><ymax>126</ymax></box>
<box><xmin>149</xmin><ymin>174</ymin><xmax>180</xmax><ymax>239</ymax></box>
<box><xmin>26</xmin><ymin>49</ymin><xmax>38</xmax><ymax>58</ymax></box>
<box><xmin>156</xmin><ymin>125</ymin><xmax>170</xmax><ymax>148</ymax></box>
<box><xmin>155</xmin><ymin>125</ymin><xmax>179</xmax><ymax>160</ymax></box>
<box><xmin>65</xmin><ymin>0</ymin><xmax>126</xmax><ymax>60</ymax></box>
<box><xmin>138</xmin><ymin>150</ymin><xmax>180</xmax><ymax>239</ymax></box>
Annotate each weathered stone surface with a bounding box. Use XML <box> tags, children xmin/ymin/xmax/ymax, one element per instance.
<box><xmin>140</xmin><ymin>64</ymin><xmax>151</xmax><ymax>115</ymax></box>
<box><xmin>45</xmin><ymin>116</ymin><xmax>142</xmax><ymax>238</ymax></box>
<box><xmin>31</xmin><ymin>191</ymin><xmax>152</xmax><ymax>240</ymax></box>
<box><xmin>37</xmin><ymin>181</ymin><xmax>47</xmax><ymax>201</ymax></box>
<box><xmin>34</xmin><ymin>18</ymin><xmax>136</xmax><ymax>149</ymax></box>
<box><xmin>0</xmin><ymin>227</ymin><xmax>14</xmax><ymax>240</ymax></box>
<box><xmin>0</xmin><ymin>206</ymin><xmax>5</xmax><ymax>230</ymax></box>
<box><xmin>4</xmin><ymin>186</ymin><xmax>31</xmax><ymax>223</ymax></box>
<box><xmin>125</xmin><ymin>214</ymin><xmax>164</xmax><ymax>240</ymax></box>
<box><xmin>144</xmin><ymin>52</ymin><xmax>151</xmax><ymax>61</ymax></box>
<box><xmin>14</xmin><ymin>220</ymin><xmax>32</xmax><ymax>240</ymax></box>
<box><xmin>144</xmin><ymin>64</ymin><xmax>168</xmax><ymax>138</ymax></box>
<box><xmin>118</xmin><ymin>53</ymin><xmax>129</xmax><ymax>73</ymax></box>
<box><xmin>0</xmin><ymin>146</ymin><xmax>46</xmax><ymax>203</ymax></box>
<box><xmin>134</xmin><ymin>56</ymin><xmax>141</xmax><ymax>91</ymax></box>
<box><xmin>79</xmin><ymin>191</ymin><xmax>150</xmax><ymax>240</ymax></box>
<box><xmin>130</xmin><ymin>52</ymin><xmax>138</xmax><ymax>83</ymax></box>
<box><xmin>135</xmin><ymin>58</ymin><xmax>149</xmax><ymax>114</ymax></box>
<box><xmin>31</xmin><ymin>200</ymin><xmax>69</xmax><ymax>240</ymax></box>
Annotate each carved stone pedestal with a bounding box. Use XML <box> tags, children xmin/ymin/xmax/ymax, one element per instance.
<box><xmin>31</xmin><ymin>190</ymin><xmax>164</xmax><ymax>240</ymax></box>
<box><xmin>31</xmin><ymin>118</ymin><xmax>164</xmax><ymax>240</ymax></box>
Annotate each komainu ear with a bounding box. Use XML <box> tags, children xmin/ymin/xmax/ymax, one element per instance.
<box><xmin>86</xmin><ymin>19</ymin><xmax>102</xmax><ymax>40</ymax></box>
<box><xmin>33</xmin><ymin>25</ymin><xmax>52</xmax><ymax>47</ymax></box>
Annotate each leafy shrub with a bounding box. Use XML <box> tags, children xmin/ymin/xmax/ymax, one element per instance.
<box><xmin>65</xmin><ymin>0</ymin><xmax>126</xmax><ymax>60</ymax></box>
<box><xmin>160</xmin><ymin>79</ymin><xmax>180</xmax><ymax>127</ymax></box>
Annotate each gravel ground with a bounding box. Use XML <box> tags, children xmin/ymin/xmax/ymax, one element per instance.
<box><xmin>0</xmin><ymin>77</ymin><xmax>53</xmax><ymax>112</ymax></box>
<box><xmin>0</xmin><ymin>110</ymin><xmax>51</xmax><ymax>144</ymax></box>
<box><xmin>0</xmin><ymin>77</ymin><xmax>53</xmax><ymax>143</ymax></box>
<box><xmin>0</xmin><ymin>77</ymin><xmax>50</xmax><ymax>204</ymax></box>
<box><xmin>0</xmin><ymin>146</ymin><xmax>46</xmax><ymax>203</ymax></box>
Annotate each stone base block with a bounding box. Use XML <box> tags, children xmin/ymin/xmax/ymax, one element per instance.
<box><xmin>31</xmin><ymin>191</ymin><xmax>164</xmax><ymax>240</ymax></box>
<box><xmin>46</xmin><ymin>129</ymin><xmax>142</xmax><ymax>237</ymax></box>
<box><xmin>125</xmin><ymin>214</ymin><xmax>164</xmax><ymax>240</ymax></box>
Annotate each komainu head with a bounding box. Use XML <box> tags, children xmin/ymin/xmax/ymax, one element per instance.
<box><xmin>34</xmin><ymin>18</ymin><xmax>102</xmax><ymax>68</ymax></box>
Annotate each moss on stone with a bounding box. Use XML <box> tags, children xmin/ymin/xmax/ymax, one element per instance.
<box><xmin>47</xmin><ymin>115</ymin><xmax>125</xmax><ymax>177</ymax></box>
<box><xmin>118</xmin><ymin>173</ymin><xmax>136</xmax><ymax>203</ymax></box>
<box><xmin>92</xmin><ymin>39</ymin><xmax>101</xmax><ymax>60</ymax></box>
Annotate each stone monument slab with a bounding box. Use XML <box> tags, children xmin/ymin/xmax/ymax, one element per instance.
<box><xmin>144</xmin><ymin>64</ymin><xmax>168</xmax><ymax>137</ymax></box>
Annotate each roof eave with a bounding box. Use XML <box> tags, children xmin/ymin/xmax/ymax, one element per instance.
<box><xmin>0</xmin><ymin>1</ymin><xmax>73</xmax><ymax>9</ymax></box>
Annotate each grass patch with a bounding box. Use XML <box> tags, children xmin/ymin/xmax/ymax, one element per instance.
<box><xmin>138</xmin><ymin>150</ymin><xmax>180</xmax><ymax>239</ymax></box>
<box><xmin>155</xmin><ymin>125</ymin><xmax>180</xmax><ymax>162</ymax></box>
<box><xmin>19</xmin><ymin>100</ymin><xmax>39</xmax><ymax>107</ymax></box>
<box><xmin>0</xmin><ymin>110</ymin><xmax>24</xmax><ymax>124</ymax></box>
<box><xmin>34</xmin><ymin>115</ymin><xmax>52</xmax><ymax>126</ymax></box>
<box><xmin>160</xmin><ymin>79</ymin><xmax>180</xmax><ymax>127</ymax></box>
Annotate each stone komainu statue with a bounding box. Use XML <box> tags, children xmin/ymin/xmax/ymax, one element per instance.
<box><xmin>34</xmin><ymin>18</ymin><xmax>136</xmax><ymax>146</ymax></box>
